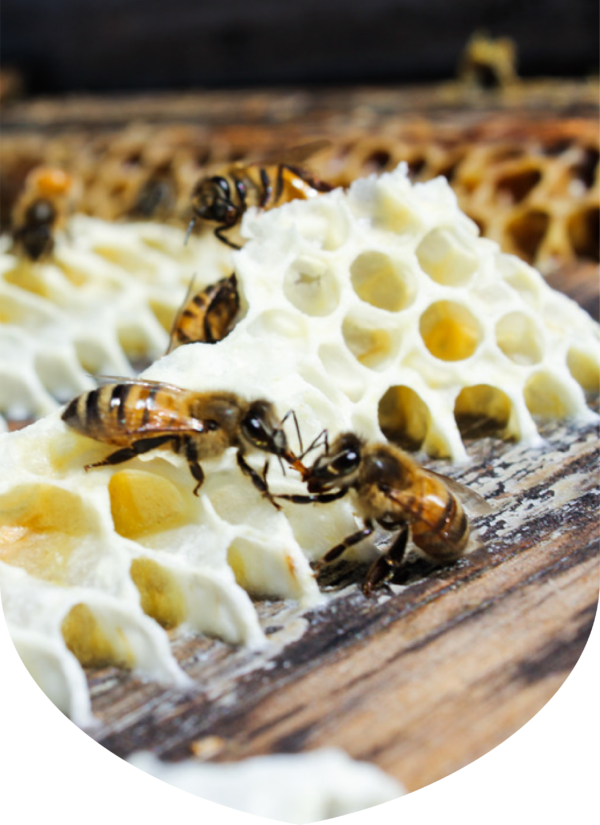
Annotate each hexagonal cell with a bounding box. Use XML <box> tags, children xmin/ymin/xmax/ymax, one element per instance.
<box><xmin>416</xmin><ymin>227</ymin><xmax>478</xmax><ymax>286</ymax></box>
<box><xmin>247</xmin><ymin>308</ymin><xmax>307</xmax><ymax>340</ymax></box>
<box><xmin>0</xmin><ymin>484</ymin><xmax>94</xmax><ymax>584</ymax></box>
<box><xmin>283</xmin><ymin>255</ymin><xmax>340</xmax><ymax>317</ymax></box>
<box><xmin>378</xmin><ymin>385</ymin><xmax>431</xmax><ymax>450</ymax></box>
<box><xmin>567</xmin><ymin>347</ymin><xmax>600</xmax><ymax>394</ymax></box>
<box><xmin>499</xmin><ymin>257</ymin><xmax>543</xmax><ymax>309</ymax></box>
<box><xmin>505</xmin><ymin>209</ymin><xmax>550</xmax><ymax>264</ymax></box>
<box><xmin>295</xmin><ymin>198</ymin><xmax>350</xmax><ymax>251</ymax></box>
<box><xmin>495</xmin><ymin>167</ymin><xmax>542</xmax><ymax>204</ymax></box>
<box><xmin>129</xmin><ymin>557</ymin><xmax>187</xmax><ymax>628</ymax></box>
<box><xmin>109</xmin><ymin>470</ymin><xmax>190</xmax><ymax>539</ymax></box>
<box><xmin>150</xmin><ymin>298</ymin><xmax>177</xmax><ymax>333</ymax></box>
<box><xmin>34</xmin><ymin>351</ymin><xmax>86</xmax><ymax>403</ymax></box>
<box><xmin>342</xmin><ymin>315</ymin><xmax>399</xmax><ymax>371</ymax></box>
<box><xmin>495</xmin><ymin>311</ymin><xmax>544</xmax><ymax>365</ymax></box>
<box><xmin>0</xmin><ymin>291</ymin><xmax>55</xmax><ymax>327</ymax></box>
<box><xmin>61</xmin><ymin>603</ymin><xmax>133</xmax><ymax>669</ymax></box>
<box><xmin>524</xmin><ymin>372</ymin><xmax>578</xmax><ymax>419</ymax></box>
<box><xmin>567</xmin><ymin>205</ymin><xmax>600</xmax><ymax>262</ymax></box>
<box><xmin>117</xmin><ymin>320</ymin><xmax>157</xmax><ymax>361</ymax></box>
<box><xmin>2</xmin><ymin>266</ymin><xmax>51</xmax><ymax>299</ymax></box>
<box><xmin>318</xmin><ymin>343</ymin><xmax>366</xmax><ymax>402</ymax></box>
<box><xmin>0</xmin><ymin>374</ymin><xmax>46</xmax><ymax>422</ymax></box>
<box><xmin>91</xmin><ymin>243</ymin><xmax>158</xmax><ymax>274</ymax></box>
<box><xmin>572</xmin><ymin>147</ymin><xmax>599</xmax><ymax>189</ymax></box>
<box><xmin>349</xmin><ymin>251</ymin><xmax>415</xmax><ymax>311</ymax></box>
<box><xmin>420</xmin><ymin>301</ymin><xmax>482</xmax><ymax>361</ymax></box>
<box><xmin>227</xmin><ymin>536</ymin><xmax>305</xmax><ymax>600</ymax></box>
<box><xmin>454</xmin><ymin>385</ymin><xmax>512</xmax><ymax>438</ymax></box>
<box><xmin>73</xmin><ymin>338</ymin><xmax>118</xmax><ymax>375</ymax></box>
<box><xmin>374</xmin><ymin>186</ymin><xmax>422</xmax><ymax>236</ymax></box>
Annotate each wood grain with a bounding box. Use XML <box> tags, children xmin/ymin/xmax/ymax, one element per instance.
<box><xmin>86</xmin><ymin>383</ymin><xmax>599</xmax><ymax>793</ymax></box>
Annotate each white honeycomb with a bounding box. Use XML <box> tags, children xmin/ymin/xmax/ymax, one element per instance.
<box><xmin>126</xmin><ymin>748</ymin><xmax>404</xmax><ymax>823</ymax></box>
<box><xmin>0</xmin><ymin>216</ymin><xmax>231</xmax><ymax>426</ymax></box>
<box><xmin>0</xmin><ymin>165</ymin><xmax>599</xmax><ymax>725</ymax></box>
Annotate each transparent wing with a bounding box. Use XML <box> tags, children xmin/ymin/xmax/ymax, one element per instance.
<box><xmin>426</xmin><ymin>469</ymin><xmax>493</xmax><ymax>518</ymax></box>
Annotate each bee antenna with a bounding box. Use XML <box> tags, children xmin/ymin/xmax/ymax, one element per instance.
<box><xmin>184</xmin><ymin>217</ymin><xmax>196</xmax><ymax>246</ymax></box>
<box><xmin>279</xmin><ymin>409</ymin><xmax>303</xmax><ymax>456</ymax></box>
<box><xmin>300</xmin><ymin>428</ymin><xmax>328</xmax><ymax>461</ymax></box>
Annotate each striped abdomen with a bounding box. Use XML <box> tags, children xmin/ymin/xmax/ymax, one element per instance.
<box><xmin>167</xmin><ymin>274</ymin><xmax>239</xmax><ymax>352</ymax></box>
<box><xmin>408</xmin><ymin>473</ymin><xmax>470</xmax><ymax>562</ymax></box>
<box><xmin>61</xmin><ymin>382</ymin><xmax>184</xmax><ymax>447</ymax></box>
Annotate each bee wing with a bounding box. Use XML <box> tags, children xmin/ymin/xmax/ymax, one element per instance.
<box><xmin>93</xmin><ymin>375</ymin><xmax>189</xmax><ymax>395</ymax></box>
<box><xmin>166</xmin><ymin>272</ymin><xmax>201</xmax><ymax>354</ymax></box>
<box><xmin>91</xmin><ymin>376</ymin><xmax>210</xmax><ymax>435</ymax></box>
<box><xmin>276</xmin><ymin>139</ymin><xmax>332</xmax><ymax>165</ymax></box>
<box><xmin>233</xmin><ymin>139</ymin><xmax>332</xmax><ymax>169</ymax></box>
<box><xmin>122</xmin><ymin>409</ymin><xmax>211</xmax><ymax>437</ymax></box>
<box><xmin>425</xmin><ymin>469</ymin><xmax>493</xmax><ymax>518</ymax></box>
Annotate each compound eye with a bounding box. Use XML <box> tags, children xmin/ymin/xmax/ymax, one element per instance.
<box><xmin>213</xmin><ymin>176</ymin><xmax>231</xmax><ymax>198</ymax></box>
<box><xmin>332</xmin><ymin>449</ymin><xmax>360</xmax><ymax>475</ymax></box>
<box><xmin>243</xmin><ymin>414</ymin><xmax>270</xmax><ymax>447</ymax></box>
<box><xmin>205</xmin><ymin>420</ymin><xmax>220</xmax><ymax>432</ymax></box>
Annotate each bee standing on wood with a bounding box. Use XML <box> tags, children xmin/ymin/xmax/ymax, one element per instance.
<box><xmin>279</xmin><ymin>432</ymin><xmax>490</xmax><ymax>595</ymax></box>
<box><xmin>62</xmin><ymin>378</ymin><xmax>300</xmax><ymax>508</ymax></box>
<box><xmin>11</xmin><ymin>166</ymin><xmax>76</xmax><ymax>261</ymax></box>
<box><xmin>166</xmin><ymin>273</ymin><xmax>240</xmax><ymax>353</ymax></box>
<box><xmin>186</xmin><ymin>141</ymin><xmax>333</xmax><ymax>249</ymax></box>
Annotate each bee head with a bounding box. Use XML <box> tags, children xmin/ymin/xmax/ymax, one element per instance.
<box><xmin>241</xmin><ymin>400</ymin><xmax>291</xmax><ymax>459</ymax></box>
<box><xmin>307</xmin><ymin>432</ymin><xmax>362</xmax><ymax>493</ymax></box>
<box><xmin>191</xmin><ymin>176</ymin><xmax>238</xmax><ymax>225</ymax></box>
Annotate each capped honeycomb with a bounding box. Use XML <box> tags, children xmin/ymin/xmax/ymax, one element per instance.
<box><xmin>0</xmin><ymin>166</ymin><xmax>598</xmax><ymax>724</ymax></box>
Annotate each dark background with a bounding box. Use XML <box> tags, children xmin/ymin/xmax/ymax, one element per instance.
<box><xmin>1</xmin><ymin>0</ymin><xmax>599</xmax><ymax>95</ymax></box>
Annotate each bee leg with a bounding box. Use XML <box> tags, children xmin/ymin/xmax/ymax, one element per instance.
<box><xmin>184</xmin><ymin>439</ymin><xmax>205</xmax><ymax>496</ymax></box>
<box><xmin>84</xmin><ymin>435</ymin><xmax>174</xmax><ymax>471</ymax></box>
<box><xmin>362</xmin><ymin>526</ymin><xmax>409</xmax><ymax>597</ymax></box>
<box><xmin>259</xmin><ymin>168</ymin><xmax>272</xmax><ymax>207</ymax></box>
<box><xmin>274</xmin><ymin>164</ymin><xmax>285</xmax><ymax>203</ymax></box>
<box><xmin>276</xmin><ymin>488</ymin><xmax>347</xmax><ymax>505</ymax></box>
<box><xmin>315</xmin><ymin>518</ymin><xmax>375</xmax><ymax>573</ymax></box>
<box><xmin>236</xmin><ymin>450</ymin><xmax>281</xmax><ymax>510</ymax></box>
<box><xmin>214</xmin><ymin>225</ymin><xmax>242</xmax><ymax>250</ymax></box>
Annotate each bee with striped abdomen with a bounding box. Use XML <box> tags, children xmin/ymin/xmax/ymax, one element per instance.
<box><xmin>186</xmin><ymin>141</ymin><xmax>333</xmax><ymax>249</ymax></box>
<box><xmin>166</xmin><ymin>273</ymin><xmax>240</xmax><ymax>353</ymax></box>
<box><xmin>62</xmin><ymin>378</ymin><xmax>299</xmax><ymax>507</ymax></box>
<box><xmin>278</xmin><ymin>432</ymin><xmax>490</xmax><ymax>595</ymax></box>
<box><xmin>11</xmin><ymin>166</ymin><xmax>77</xmax><ymax>261</ymax></box>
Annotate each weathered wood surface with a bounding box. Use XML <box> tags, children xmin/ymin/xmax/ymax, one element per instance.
<box><xmin>84</xmin><ymin>265</ymin><xmax>600</xmax><ymax>792</ymax></box>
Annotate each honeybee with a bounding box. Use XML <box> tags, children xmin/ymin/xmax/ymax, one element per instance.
<box><xmin>11</xmin><ymin>166</ymin><xmax>76</xmax><ymax>261</ymax></box>
<box><xmin>186</xmin><ymin>141</ymin><xmax>333</xmax><ymax>248</ymax></box>
<box><xmin>279</xmin><ymin>432</ymin><xmax>491</xmax><ymax>595</ymax></box>
<box><xmin>62</xmin><ymin>378</ymin><xmax>300</xmax><ymax>506</ymax></box>
<box><xmin>166</xmin><ymin>273</ymin><xmax>240</xmax><ymax>353</ymax></box>
<box><xmin>130</xmin><ymin>173</ymin><xmax>176</xmax><ymax>221</ymax></box>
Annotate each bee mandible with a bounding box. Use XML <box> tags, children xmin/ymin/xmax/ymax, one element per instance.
<box><xmin>186</xmin><ymin>141</ymin><xmax>333</xmax><ymax>249</ymax></box>
<box><xmin>166</xmin><ymin>273</ymin><xmax>240</xmax><ymax>353</ymax></box>
<box><xmin>62</xmin><ymin>378</ymin><xmax>301</xmax><ymax>508</ymax></box>
<box><xmin>11</xmin><ymin>166</ymin><xmax>77</xmax><ymax>261</ymax></box>
<box><xmin>279</xmin><ymin>432</ymin><xmax>491</xmax><ymax>595</ymax></box>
